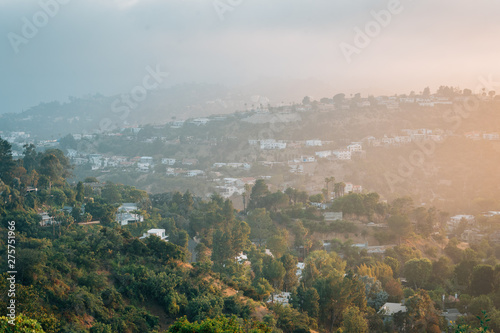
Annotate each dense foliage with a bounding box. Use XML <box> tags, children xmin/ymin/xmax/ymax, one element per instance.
<box><xmin>2</xmin><ymin>137</ymin><xmax>500</xmax><ymax>332</ymax></box>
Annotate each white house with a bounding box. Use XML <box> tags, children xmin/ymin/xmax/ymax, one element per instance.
<box><xmin>344</xmin><ymin>182</ymin><xmax>354</xmax><ymax>193</ymax></box>
<box><xmin>347</xmin><ymin>143</ymin><xmax>362</xmax><ymax>152</ymax></box>
<box><xmin>161</xmin><ymin>158</ymin><xmax>176</xmax><ymax>165</ymax></box>
<box><xmin>260</xmin><ymin>139</ymin><xmax>286</xmax><ymax>150</ymax></box>
<box><xmin>306</xmin><ymin>140</ymin><xmax>322</xmax><ymax>147</ymax></box>
<box><xmin>315</xmin><ymin>150</ymin><xmax>332</xmax><ymax>158</ymax></box>
<box><xmin>300</xmin><ymin>156</ymin><xmax>316</xmax><ymax>163</ymax></box>
<box><xmin>235</xmin><ymin>252</ymin><xmax>248</xmax><ymax>263</ymax></box>
<box><xmin>170</xmin><ymin>120</ymin><xmax>185</xmax><ymax>128</ymax></box>
<box><xmin>379</xmin><ymin>303</ymin><xmax>407</xmax><ymax>317</ymax></box>
<box><xmin>394</xmin><ymin>136</ymin><xmax>411</xmax><ymax>144</ymax></box>
<box><xmin>186</xmin><ymin>170</ymin><xmax>204</xmax><ymax>177</ymax></box>
<box><xmin>449</xmin><ymin>215</ymin><xmax>475</xmax><ymax>226</ymax></box>
<box><xmin>267</xmin><ymin>292</ymin><xmax>291</xmax><ymax>305</ymax></box>
<box><xmin>332</xmin><ymin>150</ymin><xmax>351</xmax><ymax>160</ymax></box>
<box><xmin>140</xmin><ymin>156</ymin><xmax>153</xmax><ymax>164</ymax></box>
<box><xmin>483</xmin><ymin>133</ymin><xmax>499</xmax><ymax>141</ymax></box>
<box><xmin>140</xmin><ymin>229</ymin><xmax>168</xmax><ymax>241</ymax></box>
<box><xmin>216</xmin><ymin>185</ymin><xmax>242</xmax><ymax>198</ymax></box>
<box><xmin>116</xmin><ymin>203</ymin><xmax>144</xmax><ymax>226</ymax></box>
<box><xmin>191</xmin><ymin>118</ymin><xmax>210</xmax><ymax>126</ymax></box>
<box><xmin>353</xmin><ymin>185</ymin><xmax>363</xmax><ymax>193</ymax></box>
<box><xmin>39</xmin><ymin>212</ymin><xmax>57</xmax><ymax>226</ymax></box>
<box><xmin>484</xmin><ymin>211</ymin><xmax>500</xmax><ymax>217</ymax></box>
<box><xmin>66</xmin><ymin>149</ymin><xmax>78</xmax><ymax>158</ymax></box>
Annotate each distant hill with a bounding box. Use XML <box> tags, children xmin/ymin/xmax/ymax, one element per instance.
<box><xmin>0</xmin><ymin>83</ymin><xmax>255</xmax><ymax>139</ymax></box>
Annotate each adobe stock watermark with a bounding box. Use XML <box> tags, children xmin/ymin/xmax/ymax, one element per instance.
<box><xmin>383</xmin><ymin>75</ymin><xmax>497</xmax><ymax>193</ymax></box>
<box><xmin>213</xmin><ymin>0</ymin><xmax>244</xmax><ymax>21</ymax></box>
<box><xmin>6</xmin><ymin>221</ymin><xmax>17</xmax><ymax>325</ymax></box>
<box><xmin>7</xmin><ymin>0</ymin><xmax>70</xmax><ymax>54</ymax></box>
<box><xmin>99</xmin><ymin>64</ymin><xmax>169</xmax><ymax>133</ymax></box>
<box><xmin>475</xmin><ymin>74</ymin><xmax>500</xmax><ymax>95</ymax></box>
<box><xmin>339</xmin><ymin>0</ymin><xmax>410</xmax><ymax>64</ymax></box>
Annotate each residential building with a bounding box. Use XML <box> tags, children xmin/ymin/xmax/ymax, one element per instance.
<box><xmin>140</xmin><ymin>229</ymin><xmax>168</xmax><ymax>241</ymax></box>
<box><xmin>315</xmin><ymin>150</ymin><xmax>332</xmax><ymax>158</ymax></box>
<box><xmin>306</xmin><ymin>140</ymin><xmax>322</xmax><ymax>147</ymax></box>
<box><xmin>347</xmin><ymin>143</ymin><xmax>362</xmax><ymax>152</ymax></box>
<box><xmin>186</xmin><ymin>170</ymin><xmax>204</xmax><ymax>177</ymax></box>
<box><xmin>162</xmin><ymin>158</ymin><xmax>176</xmax><ymax>165</ymax></box>
<box><xmin>116</xmin><ymin>203</ymin><xmax>144</xmax><ymax>226</ymax></box>
<box><xmin>260</xmin><ymin>139</ymin><xmax>286</xmax><ymax>150</ymax></box>
<box><xmin>331</xmin><ymin>150</ymin><xmax>351</xmax><ymax>160</ymax></box>
<box><xmin>379</xmin><ymin>303</ymin><xmax>407</xmax><ymax>320</ymax></box>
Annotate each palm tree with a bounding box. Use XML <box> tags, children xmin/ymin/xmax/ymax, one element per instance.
<box><xmin>324</xmin><ymin>177</ymin><xmax>335</xmax><ymax>202</ymax></box>
<box><xmin>339</xmin><ymin>182</ymin><xmax>346</xmax><ymax>197</ymax></box>
<box><xmin>242</xmin><ymin>184</ymin><xmax>251</xmax><ymax>213</ymax></box>
<box><xmin>333</xmin><ymin>182</ymin><xmax>346</xmax><ymax>198</ymax></box>
<box><xmin>334</xmin><ymin>182</ymin><xmax>340</xmax><ymax>198</ymax></box>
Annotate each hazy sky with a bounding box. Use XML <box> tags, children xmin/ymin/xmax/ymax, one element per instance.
<box><xmin>1</xmin><ymin>0</ymin><xmax>500</xmax><ymax>113</ymax></box>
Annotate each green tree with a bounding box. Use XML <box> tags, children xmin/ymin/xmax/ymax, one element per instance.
<box><xmin>168</xmin><ymin>315</ymin><xmax>270</xmax><ymax>333</ymax></box>
<box><xmin>430</xmin><ymin>256</ymin><xmax>453</xmax><ymax>285</ymax></box>
<box><xmin>263</xmin><ymin>258</ymin><xmax>286</xmax><ymax>292</ymax></box>
<box><xmin>186</xmin><ymin>294</ymin><xmax>224</xmax><ymax>322</ymax></box>
<box><xmin>0</xmin><ymin>315</ymin><xmax>45</xmax><ymax>332</ymax></box>
<box><xmin>341</xmin><ymin>306</ymin><xmax>368</xmax><ymax>333</ymax></box>
<box><xmin>384</xmin><ymin>257</ymin><xmax>400</xmax><ymax>278</ymax></box>
<box><xmin>101</xmin><ymin>182</ymin><xmax>122</xmax><ymax>204</ymax></box>
<box><xmin>455</xmin><ymin>259</ymin><xmax>479</xmax><ymax>288</ymax></box>
<box><xmin>38</xmin><ymin>153</ymin><xmax>63</xmax><ymax>192</ymax></box>
<box><xmin>0</xmin><ymin>138</ymin><xmax>15</xmax><ymax>185</ymax></box>
<box><xmin>212</xmin><ymin>229</ymin><xmax>232</xmax><ymax>266</ymax></box>
<box><xmin>249</xmin><ymin>179</ymin><xmax>270</xmax><ymax>209</ymax></box>
<box><xmin>404</xmin><ymin>258</ymin><xmax>432</xmax><ymax>289</ymax></box>
<box><xmin>247</xmin><ymin>208</ymin><xmax>273</xmax><ymax>246</ymax></box>
<box><xmin>281</xmin><ymin>253</ymin><xmax>299</xmax><ymax>292</ymax></box>
<box><xmin>314</xmin><ymin>272</ymin><xmax>366</xmax><ymax>331</ymax></box>
<box><xmin>22</xmin><ymin>143</ymin><xmax>38</xmax><ymax>173</ymax></box>
<box><xmin>76</xmin><ymin>181</ymin><xmax>84</xmax><ymax>202</ymax></box>
<box><xmin>387</xmin><ymin>215</ymin><xmax>411</xmax><ymax>243</ymax></box>
<box><xmin>390</xmin><ymin>196</ymin><xmax>414</xmax><ymax>216</ymax></box>
<box><xmin>267</xmin><ymin>231</ymin><xmax>288</xmax><ymax>259</ymax></box>
<box><xmin>309</xmin><ymin>193</ymin><xmax>324</xmax><ymax>204</ymax></box>
<box><xmin>291</xmin><ymin>284</ymin><xmax>320</xmax><ymax>319</ymax></box>
<box><xmin>405</xmin><ymin>290</ymin><xmax>441</xmax><ymax>333</ymax></box>
<box><xmin>470</xmin><ymin>265</ymin><xmax>495</xmax><ymax>296</ymax></box>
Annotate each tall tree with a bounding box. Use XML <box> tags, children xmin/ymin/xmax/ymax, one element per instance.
<box><xmin>470</xmin><ymin>264</ymin><xmax>495</xmax><ymax>296</ymax></box>
<box><xmin>281</xmin><ymin>253</ymin><xmax>298</xmax><ymax>292</ymax></box>
<box><xmin>22</xmin><ymin>143</ymin><xmax>38</xmax><ymax>172</ymax></box>
<box><xmin>387</xmin><ymin>215</ymin><xmax>412</xmax><ymax>244</ymax></box>
<box><xmin>75</xmin><ymin>181</ymin><xmax>84</xmax><ymax>202</ymax></box>
<box><xmin>249</xmin><ymin>179</ymin><xmax>270</xmax><ymax>209</ymax></box>
<box><xmin>38</xmin><ymin>154</ymin><xmax>63</xmax><ymax>192</ymax></box>
<box><xmin>291</xmin><ymin>284</ymin><xmax>320</xmax><ymax>318</ymax></box>
<box><xmin>341</xmin><ymin>306</ymin><xmax>368</xmax><ymax>333</ymax></box>
<box><xmin>404</xmin><ymin>258</ymin><xmax>432</xmax><ymax>289</ymax></box>
<box><xmin>247</xmin><ymin>208</ymin><xmax>273</xmax><ymax>246</ymax></box>
<box><xmin>0</xmin><ymin>138</ymin><xmax>15</xmax><ymax>185</ymax></box>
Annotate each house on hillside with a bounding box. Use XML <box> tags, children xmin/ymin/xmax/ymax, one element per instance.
<box><xmin>306</xmin><ymin>140</ymin><xmax>322</xmax><ymax>147</ymax></box>
<box><xmin>39</xmin><ymin>212</ymin><xmax>57</xmax><ymax>226</ymax></box>
<box><xmin>116</xmin><ymin>203</ymin><xmax>144</xmax><ymax>226</ymax></box>
<box><xmin>140</xmin><ymin>229</ymin><xmax>168</xmax><ymax>241</ymax></box>
<box><xmin>331</xmin><ymin>150</ymin><xmax>351</xmax><ymax>160</ymax></box>
<box><xmin>161</xmin><ymin>158</ymin><xmax>176</xmax><ymax>165</ymax></box>
<box><xmin>379</xmin><ymin>303</ymin><xmax>407</xmax><ymax>322</ymax></box>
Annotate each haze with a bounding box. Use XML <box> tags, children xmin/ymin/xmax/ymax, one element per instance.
<box><xmin>1</xmin><ymin>0</ymin><xmax>500</xmax><ymax>113</ymax></box>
